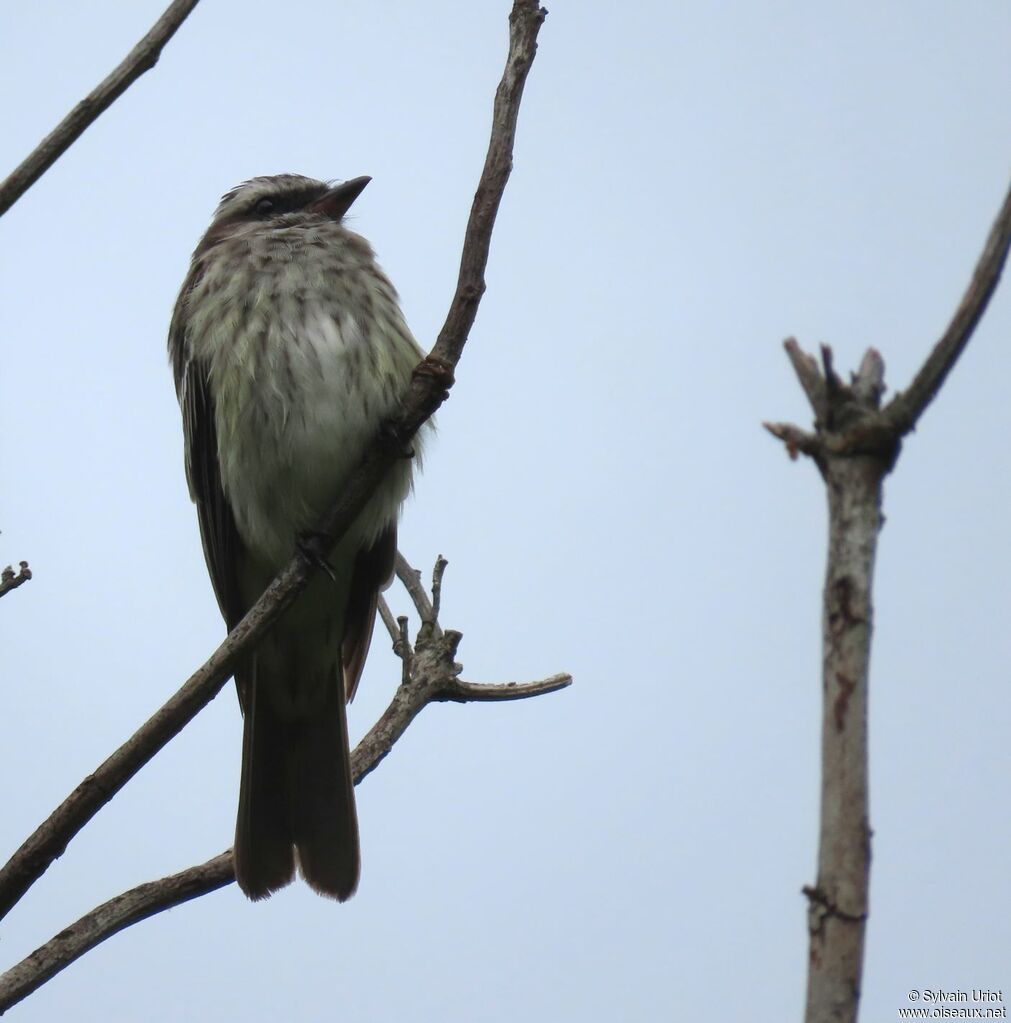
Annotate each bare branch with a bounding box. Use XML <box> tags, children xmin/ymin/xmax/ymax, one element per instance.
<box><xmin>267</xmin><ymin>0</ymin><xmax>548</xmax><ymax>618</ymax></box>
<box><xmin>377</xmin><ymin>595</ymin><xmax>401</xmax><ymax>645</ymax></box>
<box><xmin>395</xmin><ymin>551</ymin><xmax>438</xmax><ymax>627</ymax></box>
<box><xmin>0</xmin><ymin>0</ymin><xmax>201</xmax><ymax>218</ymax></box>
<box><xmin>767</xmin><ymin>344</ymin><xmax>899</xmax><ymax>472</ymax></box>
<box><xmin>0</xmin><ymin>855</ymin><xmax>233</xmax><ymax>1012</ymax></box>
<box><xmin>772</xmin><ymin>339</ymin><xmax>884</xmax><ymax>1023</ymax></box>
<box><xmin>425</xmin><ymin>0</ymin><xmax>548</xmax><ymax>373</ymax></box>
<box><xmin>784</xmin><ymin>337</ymin><xmax>828</xmax><ymax>420</ymax></box>
<box><xmin>803</xmin><ymin>444</ymin><xmax>877</xmax><ymax>1023</ymax></box>
<box><xmin>820</xmin><ymin>344</ymin><xmax>842</xmax><ymax>406</ymax></box>
<box><xmin>0</xmin><ymin>621</ymin><xmax>570</xmax><ymax>1012</ymax></box>
<box><xmin>768</xmin><ymin>183</ymin><xmax>1011</xmax><ymax>1018</ymax></box>
<box><xmin>886</xmin><ymin>175</ymin><xmax>1011</xmax><ymax>434</ymax></box>
<box><xmin>0</xmin><ymin>561</ymin><xmax>310</xmax><ymax>922</ymax></box>
<box><xmin>430</xmin><ymin>555</ymin><xmax>449</xmax><ymax>620</ymax></box>
<box><xmin>396</xmin><ymin>616</ymin><xmax>412</xmax><ymax>685</ymax></box>
<box><xmin>0</xmin><ymin>0</ymin><xmax>547</xmax><ymax>924</ymax></box>
<box><xmin>0</xmin><ymin>561</ymin><xmax>32</xmax><ymax>599</ymax></box>
<box><xmin>354</xmin><ymin>545</ymin><xmax>570</xmax><ymax>790</ymax></box>
<box><xmin>438</xmin><ymin>673</ymin><xmax>573</xmax><ymax>703</ymax></box>
<box><xmin>763</xmin><ymin>422</ymin><xmax>821</xmax><ymax>461</ymax></box>
<box><xmin>850</xmin><ymin>348</ymin><xmax>885</xmax><ymax>407</ymax></box>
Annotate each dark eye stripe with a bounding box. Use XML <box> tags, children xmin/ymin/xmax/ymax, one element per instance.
<box><xmin>243</xmin><ymin>184</ymin><xmax>330</xmax><ymax>221</ymax></box>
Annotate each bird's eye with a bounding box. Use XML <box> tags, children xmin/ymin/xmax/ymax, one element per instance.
<box><xmin>254</xmin><ymin>198</ymin><xmax>275</xmax><ymax>216</ymax></box>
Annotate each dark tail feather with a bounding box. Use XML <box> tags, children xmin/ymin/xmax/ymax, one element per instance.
<box><xmin>234</xmin><ymin>682</ymin><xmax>296</xmax><ymax>900</ymax></box>
<box><xmin>289</xmin><ymin>678</ymin><xmax>360</xmax><ymax>901</ymax></box>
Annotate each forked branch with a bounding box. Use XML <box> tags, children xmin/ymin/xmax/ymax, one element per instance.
<box><xmin>0</xmin><ymin>552</ymin><xmax>570</xmax><ymax>1013</ymax></box>
<box><xmin>765</xmin><ymin>172</ymin><xmax>1011</xmax><ymax>1023</ymax></box>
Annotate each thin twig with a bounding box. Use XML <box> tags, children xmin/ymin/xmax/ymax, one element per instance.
<box><xmin>886</xmin><ymin>175</ymin><xmax>1011</xmax><ymax>434</ymax></box>
<box><xmin>784</xmin><ymin>338</ymin><xmax>828</xmax><ymax>421</ymax></box>
<box><xmin>430</xmin><ymin>555</ymin><xmax>448</xmax><ymax>620</ymax></box>
<box><xmin>762</xmin><ymin>422</ymin><xmax>821</xmax><ymax>461</ymax></box>
<box><xmin>423</xmin><ymin>0</ymin><xmax>547</xmax><ymax>374</ymax></box>
<box><xmin>0</xmin><ymin>0</ymin><xmax>547</xmax><ymax>925</ymax></box>
<box><xmin>850</xmin><ymin>348</ymin><xmax>885</xmax><ymax>407</ymax></box>
<box><xmin>0</xmin><ymin>0</ymin><xmax>201</xmax><ymax>218</ymax></box>
<box><xmin>821</xmin><ymin>344</ymin><xmax>841</xmax><ymax>400</ymax></box>
<box><xmin>438</xmin><ymin>673</ymin><xmax>573</xmax><ymax>703</ymax></box>
<box><xmin>396</xmin><ymin>616</ymin><xmax>412</xmax><ymax>685</ymax></box>
<box><xmin>0</xmin><ymin>562</ymin><xmax>32</xmax><ymax>599</ymax></box>
<box><xmin>395</xmin><ymin>551</ymin><xmax>436</xmax><ymax>624</ymax></box>
<box><xmin>377</xmin><ymin>595</ymin><xmax>400</xmax><ymax>645</ymax></box>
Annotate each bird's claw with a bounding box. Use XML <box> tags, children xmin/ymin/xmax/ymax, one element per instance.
<box><xmin>297</xmin><ymin>532</ymin><xmax>338</xmax><ymax>582</ymax></box>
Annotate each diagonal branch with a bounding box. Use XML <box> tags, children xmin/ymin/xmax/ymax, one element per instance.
<box><xmin>885</xmin><ymin>175</ymin><xmax>1011</xmax><ymax>435</ymax></box>
<box><xmin>0</xmin><ymin>0</ymin><xmax>547</xmax><ymax>925</ymax></box>
<box><xmin>0</xmin><ymin>855</ymin><xmax>234</xmax><ymax>1013</ymax></box>
<box><xmin>0</xmin><ymin>572</ymin><xmax>286</xmax><ymax>922</ymax></box>
<box><xmin>377</xmin><ymin>594</ymin><xmax>402</xmax><ymax>645</ymax></box>
<box><xmin>0</xmin><ymin>553</ymin><xmax>570</xmax><ymax>1013</ymax></box>
<box><xmin>0</xmin><ymin>0</ymin><xmax>201</xmax><ymax>218</ymax></box>
<box><xmin>426</xmin><ymin>0</ymin><xmax>546</xmax><ymax>372</ymax></box>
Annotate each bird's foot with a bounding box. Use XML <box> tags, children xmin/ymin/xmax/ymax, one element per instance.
<box><xmin>380</xmin><ymin>418</ymin><xmax>415</xmax><ymax>459</ymax></box>
<box><xmin>296</xmin><ymin>531</ymin><xmax>338</xmax><ymax>582</ymax></box>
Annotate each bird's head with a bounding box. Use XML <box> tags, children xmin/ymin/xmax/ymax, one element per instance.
<box><xmin>210</xmin><ymin>173</ymin><xmax>372</xmax><ymax>230</ymax></box>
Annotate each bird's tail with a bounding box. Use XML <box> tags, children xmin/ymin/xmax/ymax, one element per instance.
<box><xmin>290</xmin><ymin>677</ymin><xmax>360</xmax><ymax>900</ymax></box>
<box><xmin>234</xmin><ymin>669</ymin><xmax>360</xmax><ymax>902</ymax></box>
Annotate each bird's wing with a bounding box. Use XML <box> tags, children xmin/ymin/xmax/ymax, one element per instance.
<box><xmin>342</xmin><ymin>525</ymin><xmax>397</xmax><ymax>703</ymax></box>
<box><xmin>180</xmin><ymin>363</ymin><xmax>247</xmax><ymax>634</ymax></box>
<box><xmin>169</xmin><ymin>283</ymin><xmax>247</xmax><ymax>639</ymax></box>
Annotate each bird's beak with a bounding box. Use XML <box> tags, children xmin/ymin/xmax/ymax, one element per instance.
<box><xmin>310</xmin><ymin>176</ymin><xmax>371</xmax><ymax>220</ymax></box>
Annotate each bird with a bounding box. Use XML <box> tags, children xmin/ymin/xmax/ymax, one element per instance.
<box><xmin>168</xmin><ymin>173</ymin><xmax>427</xmax><ymax>900</ymax></box>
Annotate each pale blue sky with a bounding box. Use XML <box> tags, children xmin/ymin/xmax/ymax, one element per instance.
<box><xmin>2</xmin><ymin>2</ymin><xmax>1010</xmax><ymax>1020</ymax></box>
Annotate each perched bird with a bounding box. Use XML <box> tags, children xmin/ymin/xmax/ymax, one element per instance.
<box><xmin>169</xmin><ymin>174</ymin><xmax>427</xmax><ymax>901</ymax></box>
